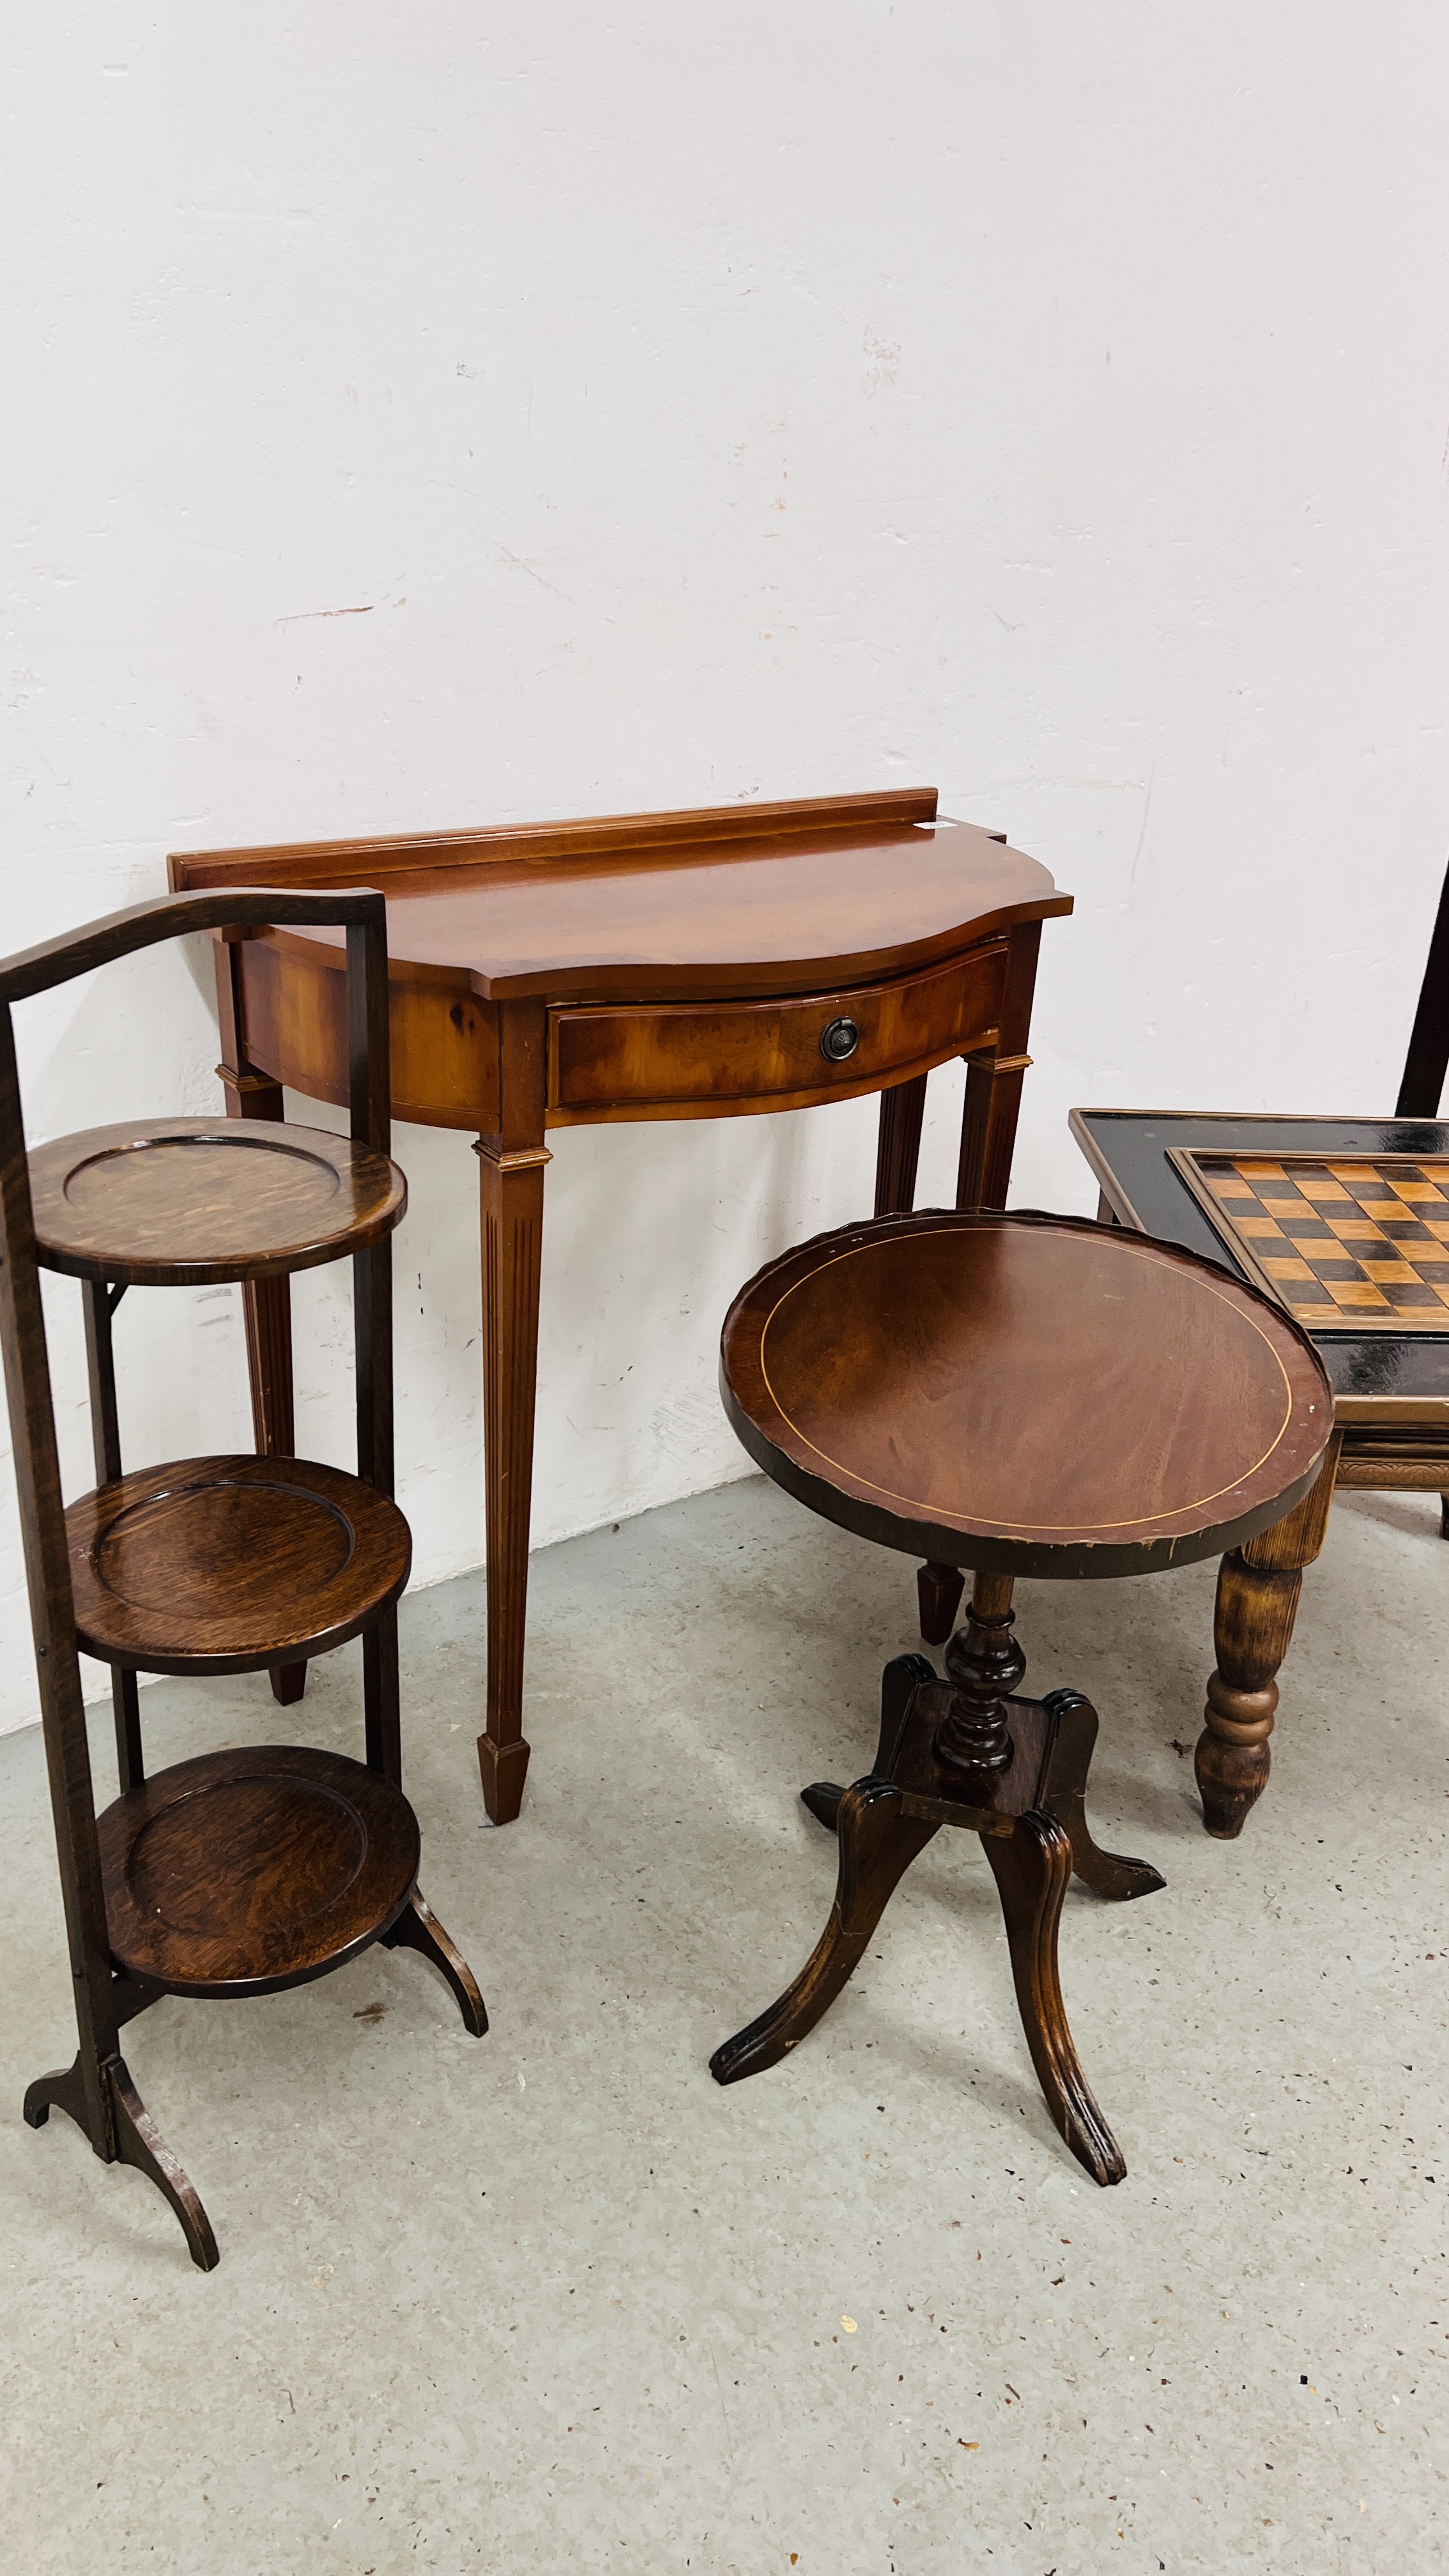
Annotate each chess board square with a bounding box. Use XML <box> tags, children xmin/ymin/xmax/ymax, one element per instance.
<box><xmin>1172</xmin><ymin>1146</ymin><xmax>1449</xmax><ymax>1333</ymax></box>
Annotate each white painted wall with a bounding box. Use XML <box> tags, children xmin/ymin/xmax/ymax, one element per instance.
<box><xmin>4</xmin><ymin>6</ymin><xmax>1448</xmax><ymax>1732</ymax></box>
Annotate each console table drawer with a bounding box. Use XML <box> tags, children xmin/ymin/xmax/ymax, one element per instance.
<box><xmin>547</xmin><ymin>941</ymin><xmax>1007</xmax><ymax>1121</ymax></box>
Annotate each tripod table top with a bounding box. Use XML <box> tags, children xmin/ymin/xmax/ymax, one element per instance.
<box><xmin>721</xmin><ymin>1209</ymin><xmax>1335</xmax><ymax>1580</ymax></box>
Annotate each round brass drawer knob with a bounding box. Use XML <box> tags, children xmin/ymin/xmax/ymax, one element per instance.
<box><xmin>820</xmin><ymin>1016</ymin><xmax>861</xmax><ymax>1063</ymax></box>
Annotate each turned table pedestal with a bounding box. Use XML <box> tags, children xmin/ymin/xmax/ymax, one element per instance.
<box><xmin>710</xmin><ymin>1209</ymin><xmax>1332</xmax><ymax>2181</ymax></box>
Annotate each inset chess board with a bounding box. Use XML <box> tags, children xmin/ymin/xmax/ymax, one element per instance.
<box><xmin>1167</xmin><ymin>1150</ymin><xmax>1449</xmax><ymax>1333</ymax></box>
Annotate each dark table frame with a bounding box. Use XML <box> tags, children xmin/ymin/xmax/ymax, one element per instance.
<box><xmin>1071</xmin><ymin>1106</ymin><xmax>1449</xmax><ymax>1837</ymax></box>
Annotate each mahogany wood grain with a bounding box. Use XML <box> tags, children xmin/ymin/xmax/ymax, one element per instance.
<box><xmin>67</xmin><ymin>1453</ymin><xmax>411</xmax><ymax>1675</ymax></box>
<box><xmin>98</xmin><ymin>1744</ymin><xmax>420</xmax><ymax>1997</ymax></box>
<box><xmin>713</xmin><ymin>1209</ymin><xmax>1335</xmax><ymax>2169</ymax></box>
<box><xmin>713</xmin><ymin>1614</ymin><xmax>1162</xmax><ymax>2184</ymax></box>
<box><xmin>711</xmin><ymin>1779</ymin><xmax>942</xmax><ymax>2085</ymax></box>
<box><xmin>981</xmin><ymin>1808</ymin><xmax>1124</xmax><ymax>2185</ymax></box>
<box><xmin>29</xmin><ymin>1116</ymin><xmax>405</xmax><ymax>1286</ymax></box>
<box><xmin>722</xmin><ymin>1211</ymin><xmax>1333</xmax><ymax>1580</ymax></box>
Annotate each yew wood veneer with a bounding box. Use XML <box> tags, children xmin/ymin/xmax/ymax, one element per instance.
<box><xmin>169</xmin><ymin>788</ymin><xmax>1073</xmax><ymax>1821</ymax></box>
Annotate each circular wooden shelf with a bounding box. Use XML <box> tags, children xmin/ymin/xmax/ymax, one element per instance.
<box><xmin>721</xmin><ymin>1209</ymin><xmax>1335</xmax><ymax>1579</ymax></box>
<box><xmin>98</xmin><ymin>1745</ymin><xmax>420</xmax><ymax>1997</ymax></box>
<box><xmin>29</xmin><ymin>1116</ymin><xmax>406</xmax><ymax>1285</ymax></box>
<box><xmin>67</xmin><ymin>1454</ymin><xmax>411</xmax><ymax>1673</ymax></box>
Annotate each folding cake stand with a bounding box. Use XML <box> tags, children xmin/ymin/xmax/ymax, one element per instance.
<box><xmin>0</xmin><ymin>889</ymin><xmax>484</xmax><ymax>2270</ymax></box>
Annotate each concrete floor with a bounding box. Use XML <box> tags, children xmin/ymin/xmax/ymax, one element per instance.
<box><xmin>0</xmin><ymin>1473</ymin><xmax>1446</xmax><ymax>2573</ymax></box>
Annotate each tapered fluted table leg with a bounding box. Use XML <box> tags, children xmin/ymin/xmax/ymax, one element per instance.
<box><xmin>875</xmin><ymin>1072</ymin><xmax>928</xmax><ymax>1216</ymax></box>
<box><xmin>475</xmin><ymin>1045</ymin><xmax>549</xmax><ymax>1824</ymax></box>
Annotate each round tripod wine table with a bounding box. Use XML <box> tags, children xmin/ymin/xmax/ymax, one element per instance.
<box><xmin>710</xmin><ymin>1209</ymin><xmax>1333</xmax><ymax>2184</ymax></box>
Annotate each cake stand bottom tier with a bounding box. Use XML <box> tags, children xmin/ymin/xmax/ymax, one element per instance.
<box><xmin>98</xmin><ymin>1745</ymin><xmax>422</xmax><ymax>1997</ymax></box>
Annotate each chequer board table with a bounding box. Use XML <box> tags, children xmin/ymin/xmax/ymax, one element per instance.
<box><xmin>169</xmin><ymin>789</ymin><xmax>1072</xmax><ymax>1819</ymax></box>
<box><xmin>1072</xmin><ymin>1107</ymin><xmax>1449</xmax><ymax>1836</ymax></box>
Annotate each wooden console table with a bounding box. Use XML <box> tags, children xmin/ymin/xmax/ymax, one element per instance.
<box><xmin>169</xmin><ymin>790</ymin><xmax>1072</xmax><ymax>1820</ymax></box>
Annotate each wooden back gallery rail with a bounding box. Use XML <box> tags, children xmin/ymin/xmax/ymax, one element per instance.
<box><xmin>169</xmin><ymin>789</ymin><xmax>1074</xmax><ymax>1820</ymax></box>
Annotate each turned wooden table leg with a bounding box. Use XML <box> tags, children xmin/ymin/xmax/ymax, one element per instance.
<box><xmin>1197</xmin><ymin>1432</ymin><xmax>1342</xmax><ymax>1838</ymax></box>
<box><xmin>475</xmin><ymin>1001</ymin><xmax>549</xmax><ymax>1825</ymax></box>
<box><xmin>874</xmin><ymin>1072</ymin><xmax>928</xmax><ymax>1216</ymax></box>
<box><xmin>214</xmin><ymin>935</ymin><xmax>305</xmax><ymax>1709</ymax></box>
